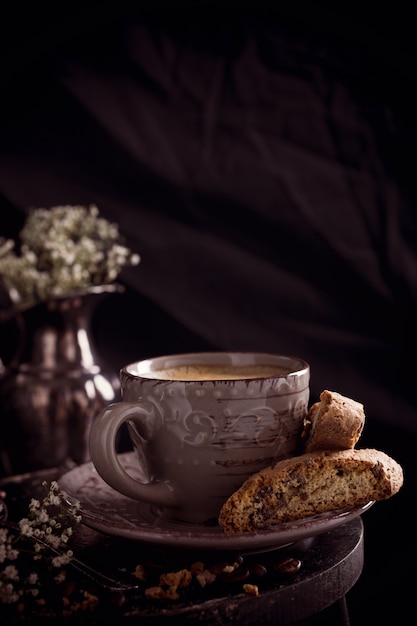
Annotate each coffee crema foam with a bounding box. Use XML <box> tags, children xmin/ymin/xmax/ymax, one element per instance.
<box><xmin>145</xmin><ymin>363</ymin><xmax>292</xmax><ymax>381</ymax></box>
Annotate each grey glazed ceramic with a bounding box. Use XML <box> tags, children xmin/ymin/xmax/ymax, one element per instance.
<box><xmin>89</xmin><ymin>352</ymin><xmax>310</xmax><ymax>523</ymax></box>
<box><xmin>59</xmin><ymin>451</ymin><xmax>374</xmax><ymax>552</ymax></box>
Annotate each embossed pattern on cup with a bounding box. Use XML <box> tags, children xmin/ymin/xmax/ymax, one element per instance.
<box><xmin>89</xmin><ymin>352</ymin><xmax>310</xmax><ymax>523</ymax></box>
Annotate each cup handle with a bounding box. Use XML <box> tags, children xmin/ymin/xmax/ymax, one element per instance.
<box><xmin>89</xmin><ymin>402</ymin><xmax>177</xmax><ymax>507</ymax></box>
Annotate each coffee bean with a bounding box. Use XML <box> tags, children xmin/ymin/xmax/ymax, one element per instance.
<box><xmin>250</xmin><ymin>563</ymin><xmax>268</xmax><ymax>577</ymax></box>
<box><xmin>221</xmin><ymin>565</ymin><xmax>250</xmax><ymax>583</ymax></box>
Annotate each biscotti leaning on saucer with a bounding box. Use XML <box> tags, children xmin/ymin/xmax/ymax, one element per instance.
<box><xmin>302</xmin><ymin>389</ymin><xmax>365</xmax><ymax>452</ymax></box>
<box><xmin>218</xmin><ymin>448</ymin><xmax>403</xmax><ymax>533</ymax></box>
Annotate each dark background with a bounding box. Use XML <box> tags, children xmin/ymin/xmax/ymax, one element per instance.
<box><xmin>0</xmin><ymin>3</ymin><xmax>416</xmax><ymax>623</ymax></box>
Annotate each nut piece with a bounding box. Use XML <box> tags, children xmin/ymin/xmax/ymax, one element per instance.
<box><xmin>275</xmin><ymin>557</ymin><xmax>302</xmax><ymax>575</ymax></box>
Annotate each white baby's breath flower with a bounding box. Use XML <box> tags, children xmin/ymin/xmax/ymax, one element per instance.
<box><xmin>5</xmin><ymin>548</ymin><xmax>19</xmax><ymax>562</ymax></box>
<box><xmin>26</xmin><ymin>572</ymin><xmax>39</xmax><ymax>585</ymax></box>
<box><xmin>0</xmin><ymin>238</ymin><xmax>14</xmax><ymax>256</ymax></box>
<box><xmin>3</xmin><ymin>565</ymin><xmax>19</xmax><ymax>581</ymax></box>
<box><xmin>45</xmin><ymin>535</ymin><xmax>61</xmax><ymax>550</ymax></box>
<box><xmin>1</xmin><ymin>480</ymin><xmax>82</xmax><ymax>609</ymax></box>
<box><xmin>28</xmin><ymin>587</ymin><xmax>40</xmax><ymax>597</ymax></box>
<box><xmin>18</xmin><ymin>519</ymin><xmax>34</xmax><ymax>537</ymax></box>
<box><xmin>51</xmin><ymin>548</ymin><xmax>73</xmax><ymax>567</ymax></box>
<box><xmin>54</xmin><ymin>570</ymin><xmax>67</xmax><ymax>584</ymax></box>
<box><xmin>0</xmin><ymin>582</ymin><xmax>20</xmax><ymax>604</ymax></box>
<box><xmin>0</xmin><ymin>204</ymin><xmax>140</xmax><ymax>312</ymax></box>
<box><xmin>37</xmin><ymin>511</ymin><xmax>49</xmax><ymax>524</ymax></box>
<box><xmin>48</xmin><ymin>495</ymin><xmax>61</xmax><ymax>507</ymax></box>
<box><xmin>51</xmin><ymin>554</ymin><xmax>69</xmax><ymax>567</ymax></box>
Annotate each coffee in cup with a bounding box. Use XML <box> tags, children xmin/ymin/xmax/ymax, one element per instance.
<box><xmin>89</xmin><ymin>351</ymin><xmax>310</xmax><ymax>523</ymax></box>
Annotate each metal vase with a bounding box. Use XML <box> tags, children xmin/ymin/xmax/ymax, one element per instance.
<box><xmin>0</xmin><ymin>285</ymin><xmax>122</xmax><ymax>476</ymax></box>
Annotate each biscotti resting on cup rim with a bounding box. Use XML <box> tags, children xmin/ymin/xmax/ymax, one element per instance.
<box><xmin>218</xmin><ymin>448</ymin><xmax>403</xmax><ymax>533</ymax></box>
<box><xmin>302</xmin><ymin>389</ymin><xmax>365</xmax><ymax>452</ymax></box>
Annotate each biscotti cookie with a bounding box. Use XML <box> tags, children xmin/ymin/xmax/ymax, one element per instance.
<box><xmin>218</xmin><ymin>448</ymin><xmax>403</xmax><ymax>533</ymax></box>
<box><xmin>302</xmin><ymin>390</ymin><xmax>365</xmax><ymax>452</ymax></box>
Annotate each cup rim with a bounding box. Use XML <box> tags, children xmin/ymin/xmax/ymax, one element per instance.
<box><xmin>122</xmin><ymin>351</ymin><xmax>309</xmax><ymax>382</ymax></box>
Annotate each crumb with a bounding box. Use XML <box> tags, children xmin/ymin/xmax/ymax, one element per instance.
<box><xmin>144</xmin><ymin>568</ymin><xmax>193</xmax><ymax>601</ymax></box>
<box><xmin>196</xmin><ymin>569</ymin><xmax>217</xmax><ymax>588</ymax></box>
<box><xmin>159</xmin><ymin>569</ymin><xmax>192</xmax><ymax>589</ymax></box>
<box><xmin>144</xmin><ymin>586</ymin><xmax>180</xmax><ymax>600</ymax></box>
<box><xmin>243</xmin><ymin>583</ymin><xmax>259</xmax><ymax>596</ymax></box>
<box><xmin>190</xmin><ymin>561</ymin><xmax>205</xmax><ymax>575</ymax></box>
<box><xmin>62</xmin><ymin>591</ymin><xmax>99</xmax><ymax>615</ymax></box>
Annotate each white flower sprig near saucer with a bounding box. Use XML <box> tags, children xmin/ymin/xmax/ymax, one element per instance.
<box><xmin>0</xmin><ymin>481</ymin><xmax>82</xmax><ymax>607</ymax></box>
<box><xmin>0</xmin><ymin>204</ymin><xmax>140</xmax><ymax>312</ymax></box>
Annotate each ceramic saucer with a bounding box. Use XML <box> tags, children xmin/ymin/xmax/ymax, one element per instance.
<box><xmin>58</xmin><ymin>452</ymin><xmax>374</xmax><ymax>554</ymax></box>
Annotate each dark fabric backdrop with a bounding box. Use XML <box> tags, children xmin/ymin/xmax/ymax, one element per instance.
<box><xmin>1</xmin><ymin>3</ymin><xmax>416</xmax><ymax>431</ymax></box>
<box><xmin>1</xmin><ymin>5</ymin><xmax>416</xmax><ymax>621</ymax></box>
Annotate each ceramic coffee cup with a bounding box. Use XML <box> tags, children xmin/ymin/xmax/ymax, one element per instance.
<box><xmin>89</xmin><ymin>351</ymin><xmax>310</xmax><ymax>523</ymax></box>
